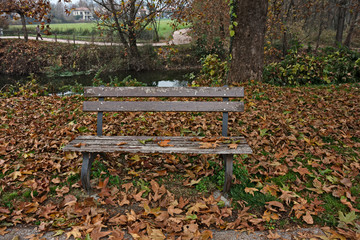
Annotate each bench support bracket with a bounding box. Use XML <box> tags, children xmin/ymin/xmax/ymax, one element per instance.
<box><xmin>81</xmin><ymin>152</ymin><xmax>95</xmax><ymax>193</ymax></box>
<box><xmin>222</xmin><ymin>154</ymin><xmax>233</xmax><ymax>193</ymax></box>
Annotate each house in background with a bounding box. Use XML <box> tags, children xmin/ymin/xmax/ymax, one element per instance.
<box><xmin>72</xmin><ymin>7</ymin><xmax>93</xmax><ymax>21</ymax></box>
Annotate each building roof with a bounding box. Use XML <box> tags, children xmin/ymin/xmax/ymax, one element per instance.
<box><xmin>74</xmin><ymin>7</ymin><xmax>90</xmax><ymax>11</ymax></box>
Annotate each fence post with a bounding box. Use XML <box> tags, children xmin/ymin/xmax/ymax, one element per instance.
<box><xmin>55</xmin><ymin>33</ymin><xmax>57</xmax><ymax>42</ymax></box>
<box><xmin>18</xmin><ymin>30</ymin><xmax>20</xmax><ymax>39</ymax></box>
<box><xmin>91</xmin><ymin>33</ymin><xmax>94</xmax><ymax>44</ymax></box>
<box><xmin>73</xmin><ymin>33</ymin><xmax>75</xmax><ymax>45</ymax></box>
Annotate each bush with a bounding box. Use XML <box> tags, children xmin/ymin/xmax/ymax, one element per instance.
<box><xmin>263</xmin><ymin>45</ymin><xmax>360</xmax><ymax>85</ymax></box>
<box><xmin>194</xmin><ymin>35</ymin><xmax>226</xmax><ymax>59</ymax></box>
<box><xmin>192</xmin><ymin>54</ymin><xmax>228</xmax><ymax>86</ymax></box>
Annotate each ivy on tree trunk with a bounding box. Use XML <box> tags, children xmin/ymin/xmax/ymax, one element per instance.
<box><xmin>228</xmin><ymin>0</ymin><xmax>268</xmax><ymax>84</ymax></box>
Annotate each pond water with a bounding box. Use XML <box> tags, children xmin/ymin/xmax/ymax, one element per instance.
<box><xmin>0</xmin><ymin>69</ymin><xmax>197</xmax><ymax>93</ymax></box>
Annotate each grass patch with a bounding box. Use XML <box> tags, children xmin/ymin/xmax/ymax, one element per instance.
<box><xmin>92</xmin><ymin>160</ymin><xmax>122</xmax><ymax>187</ymax></box>
<box><xmin>271</xmin><ymin>171</ymin><xmax>298</xmax><ymax>187</ymax></box>
<box><xmin>0</xmin><ymin>188</ymin><xmax>38</xmax><ymax>209</ymax></box>
<box><xmin>9</xmin><ymin>20</ymin><xmax>190</xmax><ymax>41</ymax></box>
<box><xmin>316</xmin><ymin>193</ymin><xmax>348</xmax><ymax>226</ymax></box>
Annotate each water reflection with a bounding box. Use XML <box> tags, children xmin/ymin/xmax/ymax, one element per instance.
<box><xmin>0</xmin><ymin>69</ymin><xmax>196</xmax><ymax>93</ymax></box>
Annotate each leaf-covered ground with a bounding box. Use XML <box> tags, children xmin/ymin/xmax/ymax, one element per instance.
<box><xmin>0</xmin><ymin>82</ymin><xmax>359</xmax><ymax>239</ymax></box>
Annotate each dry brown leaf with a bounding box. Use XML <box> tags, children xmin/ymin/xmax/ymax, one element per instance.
<box><xmin>200</xmin><ymin>230</ymin><xmax>213</xmax><ymax>240</ymax></box>
<box><xmin>0</xmin><ymin>227</ymin><xmax>8</xmax><ymax>236</ymax></box>
<box><xmin>228</xmin><ymin>143</ymin><xmax>238</xmax><ymax>149</ymax></box>
<box><xmin>303</xmin><ymin>211</ymin><xmax>314</xmax><ymax>224</ymax></box>
<box><xmin>199</xmin><ymin>142</ymin><xmax>218</xmax><ymax>149</ymax></box>
<box><xmin>109</xmin><ymin>227</ymin><xmax>125</xmax><ymax>240</ymax></box>
<box><xmin>266</xmin><ymin>201</ymin><xmax>286</xmax><ymax>212</ymax></box>
<box><xmin>109</xmin><ymin>214</ymin><xmax>127</xmax><ymax>225</ymax></box>
<box><xmin>267</xmin><ymin>230</ymin><xmax>281</xmax><ymax>239</ymax></box>
<box><xmin>66</xmin><ymin>226</ymin><xmax>82</xmax><ymax>239</ymax></box>
<box><xmin>149</xmin><ymin>228</ymin><xmax>166</xmax><ymax>240</ymax></box>
<box><xmin>157</xmin><ymin>140</ymin><xmax>174</xmax><ymax>147</ymax></box>
<box><xmin>168</xmin><ymin>205</ymin><xmax>183</xmax><ymax>216</ymax></box>
<box><xmin>117</xmin><ymin>142</ymin><xmax>127</xmax><ymax>146</ymax></box>
<box><xmin>121</xmin><ymin>182</ymin><xmax>133</xmax><ymax>193</ymax></box>
<box><xmin>90</xmin><ymin>227</ymin><xmax>111</xmax><ymax>240</ymax></box>
<box><xmin>262</xmin><ymin>210</ymin><xmax>279</xmax><ymax>222</ymax></box>
<box><xmin>244</xmin><ymin>187</ymin><xmax>259</xmax><ymax>196</ymax></box>
<box><xmin>73</xmin><ymin>142</ymin><xmax>86</xmax><ymax>148</ymax></box>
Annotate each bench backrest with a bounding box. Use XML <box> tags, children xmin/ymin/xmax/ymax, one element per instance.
<box><xmin>83</xmin><ymin>87</ymin><xmax>245</xmax><ymax>137</ymax></box>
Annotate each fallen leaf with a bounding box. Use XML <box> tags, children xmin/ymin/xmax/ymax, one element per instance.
<box><xmin>200</xmin><ymin>230</ymin><xmax>213</xmax><ymax>240</ymax></box>
<box><xmin>267</xmin><ymin>230</ymin><xmax>281</xmax><ymax>239</ymax></box>
<box><xmin>199</xmin><ymin>142</ymin><xmax>218</xmax><ymax>149</ymax></box>
<box><xmin>117</xmin><ymin>142</ymin><xmax>127</xmax><ymax>146</ymax></box>
<box><xmin>90</xmin><ymin>227</ymin><xmax>111</xmax><ymax>240</ymax></box>
<box><xmin>157</xmin><ymin>140</ymin><xmax>174</xmax><ymax>147</ymax></box>
<box><xmin>109</xmin><ymin>227</ymin><xmax>125</xmax><ymax>240</ymax></box>
<box><xmin>262</xmin><ymin>210</ymin><xmax>279</xmax><ymax>222</ymax></box>
<box><xmin>186</xmin><ymin>179</ymin><xmax>202</xmax><ymax>186</ymax></box>
<box><xmin>73</xmin><ymin>142</ymin><xmax>86</xmax><ymax>148</ymax></box>
<box><xmin>66</xmin><ymin>227</ymin><xmax>82</xmax><ymax>239</ymax></box>
<box><xmin>244</xmin><ymin>187</ymin><xmax>259</xmax><ymax>196</ymax></box>
<box><xmin>149</xmin><ymin>228</ymin><xmax>166</xmax><ymax>240</ymax></box>
<box><xmin>0</xmin><ymin>227</ymin><xmax>8</xmax><ymax>236</ymax></box>
<box><xmin>303</xmin><ymin>211</ymin><xmax>314</xmax><ymax>224</ymax></box>
<box><xmin>228</xmin><ymin>143</ymin><xmax>238</xmax><ymax>149</ymax></box>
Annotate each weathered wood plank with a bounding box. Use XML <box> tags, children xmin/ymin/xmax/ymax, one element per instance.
<box><xmin>84</xmin><ymin>87</ymin><xmax>244</xmax><ymax>98</ymax></box>
<box><xmin>83</xmin><ymin>101</ymin><xmax>244</xmax><ymax>112</ymax></box>
<box><xmin>63</xmin><ymin>136</ymin><xmax>252</xmax><ymax>154</ymax></box>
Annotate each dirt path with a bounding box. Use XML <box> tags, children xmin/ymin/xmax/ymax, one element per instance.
<box><xmin>0</xmin><ymin>225</ymin><xmax>325</xmax><ymax>240</ymax></box>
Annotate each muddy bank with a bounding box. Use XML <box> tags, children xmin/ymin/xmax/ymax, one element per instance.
<box><xmin>0</xmin><ymin>39</ymin><xmax>200</xmax><ymax>76</ymax></box>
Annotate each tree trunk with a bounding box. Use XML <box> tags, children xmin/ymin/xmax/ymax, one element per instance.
<box><xmin>316</xmin><ymin>0</ymin><xmax>326</xmax><ymax>51</ymax></box>
<box><xmin>152</xmin><ymin>19</ymin><xmax>160</xmax><ymax>43</ymax></box>
<box><xmin>128</xmin><ymin>30</ymin><xmax>141</xmax><ymax>71</ymax></box>
<box><xmin>20</xmin><ymin>13</ymin><xmax>28</xmax><ymax>41</ymax></box>
<box><xmin>344</xmin><ymin>9</ymin><xmax>359</xmax><ymax>47</ymax></box>
<box><xmin>228</xmin><ymin>0</ymin><xmax>268</xmax><ymax>84</ymax></box>
<box><xmin>335</xmin><ymin>0</ymin><xmax>348</xmax><ymax>45</ymax></box>
<box><xmin>127</xmin><ymin>0</ymin><xmax>141</xmax><ymax>71</ymax></box>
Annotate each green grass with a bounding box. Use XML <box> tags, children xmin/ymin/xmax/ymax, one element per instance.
<box><xmin>271</xmin><ymin>171</ymin><xmax>298</xmax><ymax>187</ymax></box>
<box><xmin>9</xmin><ymin>20</ymin><xmax>190</xmax><ymax>41</ymax></box>
<box><xmin>0</xmin><ymin>188</ymin><xmax>38</xmax><ymax>209</ymax></box>
<box><xmin>315</xmin><ymin>193</ymin><xmax>348</xmax><ymax>226</ymax></box>
<box><xmin>9</xmin><ymin>23</ymin><xmax>97</xmax><ymax>33</ymax></box>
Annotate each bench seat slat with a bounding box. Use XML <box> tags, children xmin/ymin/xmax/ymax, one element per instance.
<box><xmin>63</xmin><ymin>136</ymin><xmax>252</xmax><ymax>155</ymax></box>
<box><xmin>84</xmin><ymin>87</ymin><xmax>244</xmax><ymax>98</ymax></box>
<box><xmin>83</xmin><ymin>101</ymin><xmax>244</xmax><ymax>112</ymax></box>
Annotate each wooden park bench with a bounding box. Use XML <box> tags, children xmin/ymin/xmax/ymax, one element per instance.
<box><xmin>63</xmin><ymin>87</ymin><xmax>252</xmax><ymax>193</ymax></box>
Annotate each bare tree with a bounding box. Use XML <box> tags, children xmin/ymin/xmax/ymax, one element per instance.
<box><xmin>93</xmin><ymin>0</ymin><xmax>177</xmax><ymax>71</ymax></box>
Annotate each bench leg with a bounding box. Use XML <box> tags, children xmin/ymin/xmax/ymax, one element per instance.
<box><xmin>222</xmin><ymin>154</ymin><xmax>233</xmax><ymax>193</ymax></box>
<box><xmin>81</xmin><ymin>152</ymin><xmax>95</xmax><ymax>194</ymax></box>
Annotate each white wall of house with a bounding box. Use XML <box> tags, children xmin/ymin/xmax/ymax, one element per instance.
<box><xmin>72</xmin><ymin>8</ymin><xmax>93</xmax><ymax>21</ymax></box>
